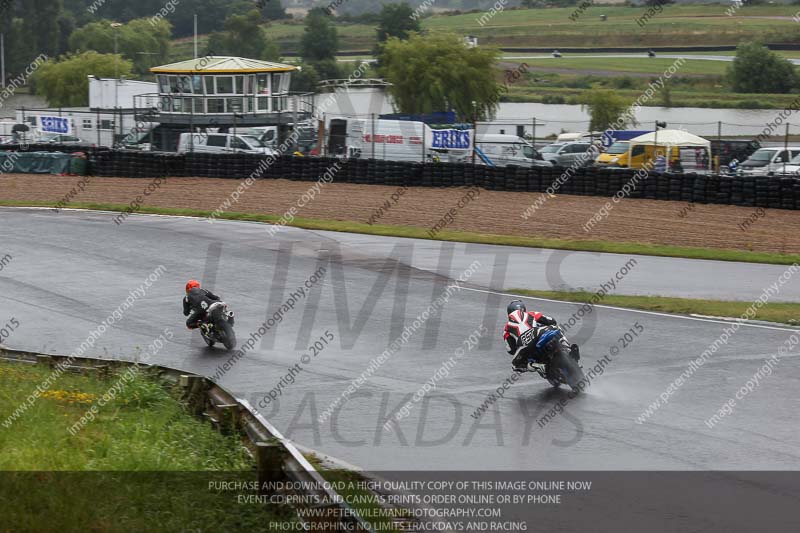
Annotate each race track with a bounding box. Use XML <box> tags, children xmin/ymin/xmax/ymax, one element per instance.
<box><xmin>1</xmin><ymin>207</ymin><xmax>798</xmax><ymax>472</ymax></box>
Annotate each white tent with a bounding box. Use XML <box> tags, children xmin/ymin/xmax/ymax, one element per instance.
<box><xmin>629</xmin><ymin>129</ymin><xmax>710</xmax><ymax>148</ymax></box>
<box><xmin>629</xmin><ymin>129</ymin><xmax>711</xmax><ymax>172</ymax></box>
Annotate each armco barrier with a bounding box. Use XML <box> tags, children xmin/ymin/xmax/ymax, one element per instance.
<box><xmin>0</xmin><ymin>347</ymin><xmax>376</xmax><ymax>532</ymax></box>
<box><xmin>4</xmin><ymin>147</ymin><xmax>800</xmax><ymax>210</ymax></box>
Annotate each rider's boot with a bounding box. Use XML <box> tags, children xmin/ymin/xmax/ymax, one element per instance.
<box><xmin>570</xmin><ymin>344</ymin><xmax>580</xmax><ymax>361</ymax></box>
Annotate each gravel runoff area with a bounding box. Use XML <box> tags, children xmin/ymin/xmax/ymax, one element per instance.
<box><xmin>1</xmin><ymin>173</ymin><xmax>799</xmax><ymax>255</ymax></box>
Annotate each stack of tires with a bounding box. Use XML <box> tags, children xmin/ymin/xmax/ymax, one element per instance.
<box><xmin>752</xmin><ymin>176</ymin><xmax>768</xmax><ymax>207</ymax></box>
<box><xmin>740</xmin><ymin>176</ymin><xmax>756</xmax><ymax>207</ymax></box>
<box><xmin>794</xmin><ymin>179</ymin><xmax>800</xmax><ymax>210</ymax></box>
<box><xmin>716</xmin><ymin>175</ymin><xmax>732</xmax><ymax>204</ymax></box>
<box><xmin>779</xmin><ymin>177</ymin><xmax>795</xmax><ymax>210</ymax></box>
<box><xmin>767</xmin><ymin>176</ymin><xmax>782</xmax><ymax>209</ymax></box>
<box><xmin>730</xmin><ymin>175</ymin><xmax>745</xmax><ymax>205</ymax></box>
<box><xmin>574</xmin><ymin>166</ymin><xmax>589</xmax><ymax>196</ymax></box>
<box><xmin>691</xmin><ymin>174</ymin><xmax>707</xmax><ymax>203</ymax></box>
<box><xmin>593</xmin><ymin>168</ymin><xmax>610</xmax><ymax>196</ymax></box>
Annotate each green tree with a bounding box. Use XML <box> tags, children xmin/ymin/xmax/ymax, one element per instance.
<box><xmin>290</xmin><ymin>61</ymin><xmax>321</xmax><ymax>93</ymax></box>
<box><xmin>727</xmin><ymin>42</ymin><xmax>799</xmax><ymax>94</ymax></box>
<box><xmin>376</xmin><ymin>3</ymin><xmax>420</xmax><ymax>43</ymax></box>
<box><xmin>33</xmin><ymin>51</ymin><xmax>134</xmax><ymax>107</ymax></box>
<box><xmin>374</xmin><ymin>2</ymin><xmax>421</xmax><ymax>61</ymax></box>
<box><xmin>380</xmin><ymin>33</ymin><xmax>501</xmax><ymax>121</ymax></box>
<box><xmin>22</xmin><ymin>0</ymin><xmax>63</xmax><ymax>58</ymax></box>
<box><xmin>299</xmin><ymin>7</ymin><xmax>339</xmax><ymax>81</ymax></box>
<box><xmin>257</xmin><ymin>0</ymin><xmax>290</xmax><ymax>20</ymax></box>
<box><xmin>69</xmin><ymin>18</ymin><xmax>172</xmax><ymax>75</ymax></box>
<box><xmin>207</xmin><ymin>9</ymin><xmax>280</xmax><ymax>60</ymax></box>
<box><xmin>57</xmin><ymin>11</ymin><xmax>77</xmax><ymax>56</ymax></box>
<box><xmin>0</xmin><ymin>9</ymin><xmax>29</xmax><ymax>76</ymax></box>
<box><xmin>581</xmin><ymin>89</ymin><xmax>635</xmax><ymax>131</ymax></box>
<box><xmin>310</xmin><ymin>59</ymin><xmax>341</xmax><ymax>81</ymax></box>
<box><xmin>301</xmin><ymin>7</ymin><xmax>338</xmax><ymax>63</ymax></box>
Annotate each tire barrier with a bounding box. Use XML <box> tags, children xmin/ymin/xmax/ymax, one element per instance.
<box><xmin>4</xmin><ymin>147</ymin><xmax>799</xmax><ymax>211</ymax></box>
<box><xmin>89</xmin><ymin>153</ymin><xmax>800</xmax><ymax>211</ymax></box>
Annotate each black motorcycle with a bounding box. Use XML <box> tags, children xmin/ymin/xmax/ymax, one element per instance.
<box><xmin>518</xmin><ymin>325</ymin><xmax>585</xmax><ymax>392</ymax></box>
<box><xmin>199</xmin><ymin>301</ymin><xmax>237</xmax><ymax>350</ymax></box>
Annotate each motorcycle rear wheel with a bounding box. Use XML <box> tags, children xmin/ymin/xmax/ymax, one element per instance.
<box><xmin>554</xmin><ymin>350</ymin><xmax>586</xmax><ymax>392</ymax></box>
<box><xmin>219</xmin><ymin>321</ymin><xmax>237</xmax><ymax>350</ymax></box>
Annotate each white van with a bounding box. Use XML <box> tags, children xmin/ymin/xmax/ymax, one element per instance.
<box><xmin>329</xmin><ymin>117</ymin><xmax>472</xmax><ymax>163</ymax></box>
<box><xmin>475</xmin><ymin>134</ymin><xmax>552</xmax><ymax>168</ymax></box>
<box><xmin>738</xmin><ymin>146</ymin><xmax>800</xmax><ymax>176</ymax></box>
<box><xmin>177</xmin><ymin>133</ymin><xmax>276</xmax><ymax>155</ymax></box>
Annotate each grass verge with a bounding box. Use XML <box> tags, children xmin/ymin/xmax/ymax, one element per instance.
<box><xmin>508</xmin><ymin>289</ymin><xmax>800</xmax><ymax>326</ymax></box>
<box><xmin>0</xmin><ymin>361</ymin><xmax>297</xmax><ymax>530</ymax></box>
<box><xmin>3</xmin><ymin>200</ymin><xmax>799</xmax><ymax>266</ymax></box>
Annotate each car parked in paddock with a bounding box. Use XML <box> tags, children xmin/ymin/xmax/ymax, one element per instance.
<box><xmin>737</xmin><ymin>147</ymin><xmax>800</xmax><ymax>177</ymax></box>
<box><xmin>177</xmin><ymin>132</ymin><xmax>277</xmax><ymax>155</ymax></box>
<box><xmin>772</xmin><ymin>152</ymin><xmax>800</xmax><ymax>176</ymax></box>
<box><xmin>539</xmin><ymin>141</ymin><xmax>597</xmax><ymax>168</ymax></box>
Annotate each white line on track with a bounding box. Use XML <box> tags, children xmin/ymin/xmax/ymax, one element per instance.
<box><xmin>459</xmin><ymin>286</ymin><xmax>800</xmax><ymax>333</ymax></box>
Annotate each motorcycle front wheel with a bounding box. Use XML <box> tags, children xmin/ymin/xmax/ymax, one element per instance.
<box><xmin>200</xmin><ymin>328</ymin><xmax>215</xmax><ymax>347</ymax></box>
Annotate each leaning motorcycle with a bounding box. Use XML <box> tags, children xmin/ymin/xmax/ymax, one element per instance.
<box><xmin>199</xmin><ymin>301</ymin><xmax>237</xmax><ymax>350</ymax></box>
<box><xmin>518</xmin><ymin>325</ymin><xmax>585</xmax><ymax>392</ymax></box>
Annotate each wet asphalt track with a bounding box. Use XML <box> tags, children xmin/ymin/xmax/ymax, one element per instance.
<box><xmin>1</xmin><ymin>207</ymin><xmax>799</xmax><ymax>472</ymax></box>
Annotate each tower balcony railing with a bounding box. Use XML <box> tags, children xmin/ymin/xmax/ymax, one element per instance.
<box><xmin>133</xmin><ymin>92</ymin><xmax>315</xmax><ymax>122</ymax></box>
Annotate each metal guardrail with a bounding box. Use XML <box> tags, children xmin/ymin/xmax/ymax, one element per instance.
<box><xmin>0</xmin><ymin>346</ymin><xmax>374</xmax><ymax>533</ymax></box>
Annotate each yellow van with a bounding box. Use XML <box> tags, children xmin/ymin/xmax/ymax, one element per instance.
<box><xmin>595</xmin><ymin>141</ymin><xmax>679</xmax><ymax>169</ymax></box>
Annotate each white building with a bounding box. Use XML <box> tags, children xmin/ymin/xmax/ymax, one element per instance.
<box><xmin>16</xmin><ymin>77</ymin><xmax>157</xmax><ymax>146</ymax></box>
<box><xmin>88</xmin><ymin>77</ymin><xmax>157</xmax><ymax>109</ymax></box>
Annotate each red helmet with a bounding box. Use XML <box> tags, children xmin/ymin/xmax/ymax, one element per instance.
<box><xmin>186</xmin><ymin>279</ymin><xmax>201</xmax><ymax>293</ymax></box>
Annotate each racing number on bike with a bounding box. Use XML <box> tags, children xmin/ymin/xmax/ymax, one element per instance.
<box><xmin>519</xmin><ymin>328</ymin><xmax>535</xmax><ymax>346</ymax></box>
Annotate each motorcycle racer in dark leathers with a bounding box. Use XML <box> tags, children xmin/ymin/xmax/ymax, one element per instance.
<box><xmin>183</xmin><ymin>279</ymin><xmax>221</xmax><ymax>330</ymax></box>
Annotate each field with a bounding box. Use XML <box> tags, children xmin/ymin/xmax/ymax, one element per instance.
<box><xmin>495</xmin><ymin>54</ymin><xmax>800</xmax><ymax>108</ymax></box>
<box><xmin>169</xmin><ymin>5</ymin><xmax>800</xmax><ymax>59</ymax></box>
<box><xmin>423</xmin><ymin>5</ymin><xmax>800</xmax><ymax>48</ymax></box>
<box><xmin>680</xmin><ymin>50</ymin><xmax>800</xmax><ymax>59</ymax></box>
<box><xmin>514</xmin><ymin>57</ymin><xmax>731</xmax><ymax>76</ymax></box>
